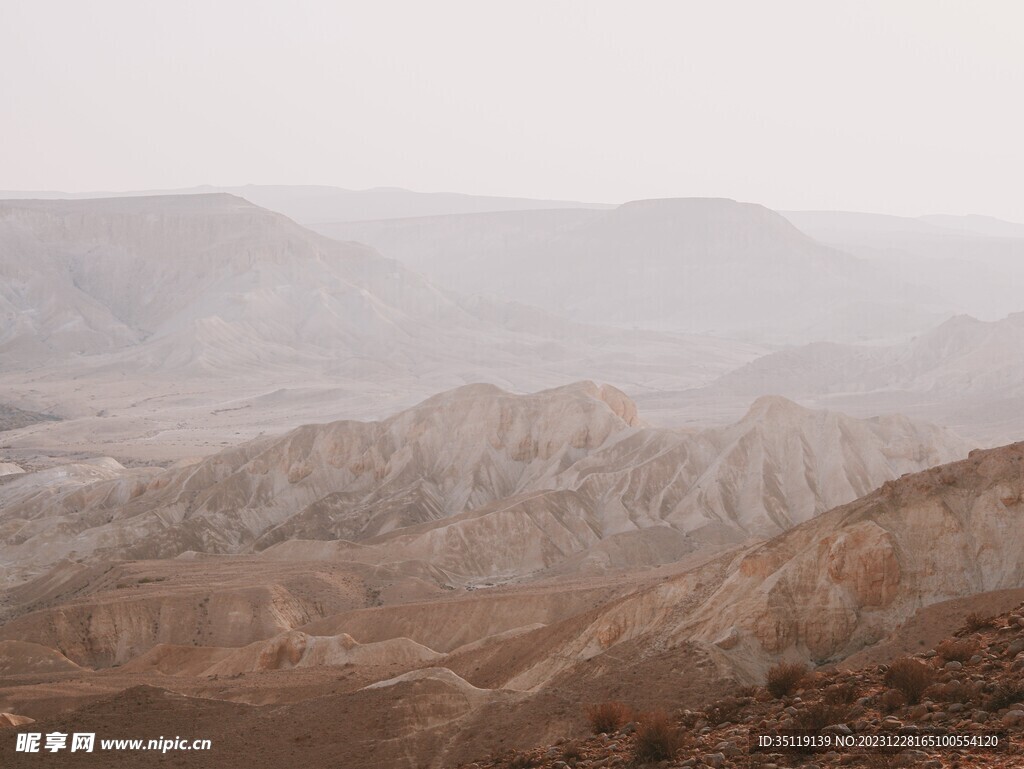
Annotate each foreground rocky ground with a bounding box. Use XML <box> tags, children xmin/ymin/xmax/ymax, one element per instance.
<box><xmin>463</xmin><ymin>604</ymin><xmax>1024</xmax><ymax>769</ymax></box>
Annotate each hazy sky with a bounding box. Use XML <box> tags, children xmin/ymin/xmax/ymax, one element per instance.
<box><xmin>2</xmin><ymin>1</ymin><xmax>1022</xmax><ymax>218</ymax></box>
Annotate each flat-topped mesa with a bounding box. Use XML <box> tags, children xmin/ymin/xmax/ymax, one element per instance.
<box><xmin>317</xmin><ymin>195</ymin><xmax>911</xmax><ymax>344</ymax></box>
<box><xmin>610</xmin><ymin>197</ymin><xmax>812</xmax><ymax>244</ymax></box>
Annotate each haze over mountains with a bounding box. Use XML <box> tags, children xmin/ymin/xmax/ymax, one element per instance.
<box><xmin>2</xmin><ymin>184</ymin><xmax>1023</xmax><ymax>768</ymax></box>
<box><xmin>677</xmin><ymin>311</ymin><xmax>1024</xmax><ymax>446</ymax></box>
<box><xmin>0</xmin><ymin>184</ymin><xmax>612</xmax><ymax>225</ymax></box>
<box><xmin>0</xmin><ymin>193</ymin><xmax>760</xmax><ymax>459</ymax></box>
<box><xmin>317</xmin><ymin>198</ymin><xmax>949</xmax><ymax>344</ymax></box>
<box><xmin>785</xmin><ymin>209</ymin><xmax>1024</xmax><ymax>324</ymax></box>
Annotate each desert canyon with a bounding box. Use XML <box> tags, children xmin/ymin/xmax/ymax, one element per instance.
<box><xmin>0</xmin><ymin>185</ymin><xmax>1022</xmax><ymax>769</ymax></box>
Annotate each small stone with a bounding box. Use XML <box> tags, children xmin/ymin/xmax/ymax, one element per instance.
<box><xmin>713</xmin><ymin>626</ymin><xmax>740</xmax><ymax>650</ymax></box>
<box><xmin>945</xmin><ymin>660</ymin><xmax>963</xmax><ymax>671</ymax></box>
<box><xmin>1002</xmin><ymin>709</ymin><xmax>1024</xmax><ymax>727</ymax></box>
<box><xmin>702</xmin><ymin>753</ymin><xmax>725</xmax><ymax>768</ymax></box>
<box><xmin>900</xmin><ymin>749</ymin><xmax>929</xmax><ymax>760</ymax></box>
<box><xmin>822</xmin><ymin>723</ymin><xmax>853</xmax><ymax>736</ymax></box>
<box><xmin>907</xmin><ymin>704</ymin><xmax>929</xmax><ymax>720</ymax></box>
<box><xmin>714</xmin><ymin>740</ymin><xmax>741</xmax><ymax>757</ymax></box>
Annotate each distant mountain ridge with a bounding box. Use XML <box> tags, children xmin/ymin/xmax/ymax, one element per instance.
<box><xmin>712</xmin><ymin>312</ymin><xmax>1024</xmax><ymax>398</ymax></box>
<box><xmin>0</xmin><ymin>184</ymin><xmax>613</xmax><ymax>223</ymax></box>
<box><xmin>0</xmin><ymin>193</ymin><xmax>757</xmax><ymax>383</ymax></box>
<box><xmin>317</xmin><ymin>197</ymin><xmax>946</xmax><ymax>344</ymax></box>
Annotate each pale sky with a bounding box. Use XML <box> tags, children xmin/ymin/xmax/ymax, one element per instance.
<box><xmin>2</xmin><ymin>1</ymin><xmax>1022</xmax><ymax>219</ymax></box>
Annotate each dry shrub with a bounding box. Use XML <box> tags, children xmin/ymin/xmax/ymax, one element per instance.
<box><xmin>787</xmin><ymin>702</ymin><xmax>850</xmax><ymax>754</ymax></box>
<box><xmin>736</xmin><ymin>684</ymin><xmax>760</xmax><ymax>698</ymax></box>
<box><xmin>878</xmin><ymin>688</ymin><xmax>907</xmax><ymax>713</ymax></box>
<box><xmin>792</xmin><ymin>701</ymin><xmax>850</xmax><ymax>731</ymax></box>
<box><xmin>809</xmin><ymin>671</ymin><xmax>833</xmax><ymax>690</ymax></box>
<box><xmin>823</xmin><ymin>681</ymin><xmax>859</xmax><ymax>705</ymax></box>
<box><xmin>633</xmin><ymin>710</ymin><xmax>683</xmax><ymax>763</ymax></box>
<box><xmin>936</xmin><ymin>638</ymin><xmax>980</xmax><ymax>663</ymax></box>
<box><xmin>766</xmin><ymin>661</ymin><xmax>808</xmax><ymax>698</ymax></box>
<box><xmin>964</xmin><ymin>612</ymin><xmax>996</xmax><ymax>632</ymax></box>
<box><xmin>704</xmin><ymin>696</ymin><xmax>744</xmax><ymax>725</ymax></box>
<box><xmin>584</xmin><ymin>701</ymin><xmax>632</xmax><ymax>734</ymax></box>
<box><xmin>924</xmin><ymin>679</ymin><xmax>978</xmax><ymax>704</ymax></box>
<box><xmin>986</xmin><ymin>681</ymin><xmax>1024</xmax><ymax>711</ymax></box>
<box><xmin>560</xmin><ymin>740</ymin><xmax>584</xmax><ymax>761</ymax></box>
<box><xmin>883</xmin><ymin>658</ymin><xmax>935</xmax><ymax>705</ymax></box>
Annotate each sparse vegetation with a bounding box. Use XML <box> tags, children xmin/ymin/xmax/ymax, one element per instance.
<box><xmin>965</xmin><ymin>611</ymin><xmax>996</xmax><ymax>631</ymax></box>
<box><xmin>823</xmin><ymin>680</ymin><xmax>859</xmax><ymax>705</ymax></box>
<box><xmin>789</xmin><ymin>702</ymin><xmax>850</xmax><ymax>753</ymax></box>
<box><xmin>883</xmin><ymin>658</ymin><xmax>935</xmax><ymax>705</ymax></box>
<box><xmin>792</xmin><ymin>701</ymin><xmax>850</xmax><ymax>731</ymax></box>
<box><xmin>632</xmin><ymin>710</ymin><xmax>682</xmax><ymax>763</ymax></box>
<box><xmin>560</xmin><ymin>740</ymin><xmax>584</xmax><ymax>761</ymax></box>
<box><xmin>766</xmin><ymin>661</ymin><xmax>807</xmax><ymax>698</ymax></box>
<box><xmin>924</xmin><ymin>679</ymin><xmax>977</xmax><ymax>703</ymax></box>
<box><xmin>584</xmin><ymin>701</ymin><xmax>632</xmax><ymax>734</ymax></box>
<box><xmin>987</xmin><ymin>681</ymin><xmax>1024</xmax><ymax>711</ymax></box>
<box><xmin>704</xmin><ymin>696</ymin><xmax>744</xmax><ymax>725</ymax></box>
<box><xmin>878</xmin><ymin>687</ymin><xmax>907</xmax><ymax>713</ymax></box>
<box><xmin>936</xmin><ymin>637</ymin><xmax>980</xmax><ymax>662</ymax></box>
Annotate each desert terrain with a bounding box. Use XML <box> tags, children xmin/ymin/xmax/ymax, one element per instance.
<box><xmin>1</xmin><ymin>189</ymin><xmax>1022</xmax><ymax>769</ymax></box>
